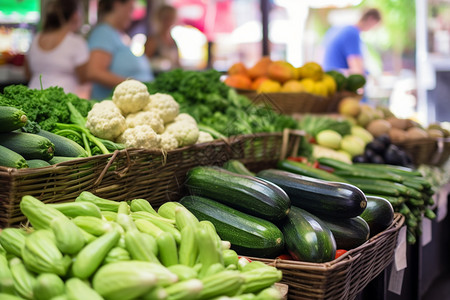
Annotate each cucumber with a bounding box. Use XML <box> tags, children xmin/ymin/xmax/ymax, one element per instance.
<box><xmin>185</xmin><ymin>166</ymin><xmax>291</xmax><ymax>222</ymax></box>
<box><xmin>257</xmin><ymin>169</ymin><xmax>366</xmax><ymax>219</ymax></box>
<box><xmin>0</xmin><ymin>131</ymin><xmax>54</xmax><ymax>161</ymax></box>
<box><xmin>0</xmin><ymin>106</ymin><xmax>28</xmax><ymax>133</ymax></box>
<box><xmin>37</xmin><ymin>130</ymin><xmax>88</xmax><ymax>157</ymax></box>
<box><xmin>0</xmin><ymin>145</ymin><xmax>28</xmax><ymax>169</ymax></box>
<box><xmin>366</xmin><ymin>194</ymin><xmax>405</xmax><ymax>207</ymax></box>
<box><xmin>277</xmin><ymin>160</ymin><xmax>348</xmax><ymax>182</ymax></box>
<box><xmin>345</xmin><ymin>177</ymin><xmax>422</xmax><ymax>199</ymax></box>
<box><xmin>318</xmin><ymin>216</ymin><xmax>370</xmax><ymax>250</ymax></box>
<box><xmin>26</xmin><ymin>159</ymin><xmax>51</xmax><ymax>168</ymax></box>
<box><xmin>223</xmin><ymin>160</ymin><xmax>255</xmax><ymax>176</ymax></box>
<box><xmin>353</xmin><ymin>163</ymin><xmax>422</xmax><ymax>177</ymax></box>
<box><xmin>179</xmin><ymin>195</ymin><xmax>284</xmax><ymax>258</ymax></box>
<box><xmin>281</xmin><ymin>206</ymin><xmax>336</xmax><ymax>263</ymax></box>
<box><xmin>360</xmin><ymin>196</ymin><xmax>394</xmax><ymax>237</ymax></box>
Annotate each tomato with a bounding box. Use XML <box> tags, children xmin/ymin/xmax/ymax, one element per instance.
<box><xmin>277</xmin><ymin>254</ymin><xmax>293</xmax><ymax>260</ymax></box>
<box><xmin>335</xmin><ymin>249</ymin><xmax>347</xmax><ymax>259</ymax></box>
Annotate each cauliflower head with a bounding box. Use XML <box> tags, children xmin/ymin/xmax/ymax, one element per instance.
<box><xmin>146</xmin><ymin>93</ymin><xmax>179</xmax><ymax>124</ymax></box>
<box><xmin>196</xmin><ymin>131</ymin><xmax>214</xmax><ymax>144</ymax></box>
<box><xmin>159</xmin><ymin>132</ymin><xmax>179</xmax><ymax>151</ymax></box>
<box><xmin>116</xmin><ymin>125</ymin><xmax>161</xmax><ymax>149</ymax></box>
<box><xmin>86</xmin><ymin>100</ymin><xmax>126</xmax><ymax>140</ymax></box>
<box><xmin>165</xmin><ymin>121</ymin><xmax>199</xmax><ymax>147</ymax></box>
<box><xmin>113</xmin><ymin>79</ymin><xmax>150</xmax><ymax>115</ymax></box>
<box><xmin>174</xmin><ymin>113</ymin><xmax>197</xmax><ymax>125</ymax></box>
<box><xmin>126</xmin><ymin>111</ymin><xmax>164</xmax><ymax>134</ymax></box>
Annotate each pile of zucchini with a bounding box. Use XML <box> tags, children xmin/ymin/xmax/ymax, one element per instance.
<box><xmin>279</xmin><ymin>158</ymin><xmax>435</xmax><ymax>245</ymax></box>
<box><xmin>0</xmin><ymin>192</ymin><xmax>283</xmax><ymax>300</ymax></box>
<box><xmin>181</xmin><ymin>162</ymin><xmax>395</xmax><ymax>263</ymax></box>
<box><xmin>0</xmin><ymin>106</ymin><xmax>87</xmax><ymax>169</ymax></box>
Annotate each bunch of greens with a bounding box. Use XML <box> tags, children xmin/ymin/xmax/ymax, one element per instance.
<box><xmin>0</xmin><ymin>85</ymin><xmax>93</xmax><ymax>133</ymax></box>
<box><xmin>146</xmin><ymin>69</ymin><xmax>297</xmax><ymax>136</ymax></box>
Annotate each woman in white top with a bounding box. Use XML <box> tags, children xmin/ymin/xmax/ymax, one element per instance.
<box><xmin>25</xmin><ymin>0</ymin><xmax>89</xmax><ymax>96</ymax></box>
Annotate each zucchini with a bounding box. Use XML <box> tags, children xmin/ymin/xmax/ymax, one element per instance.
<box><xmin>345</xmin><ymin>177</ymin><xmax>422</xmax><ymax>199</ymax></box>
<box><xmin>223</xmin><ymin>160</ymin><xmax>255</xmax><ymax>176</ymax></box>
<box><xmin>48</xmin><ymin>156</ymin><xmax>78</xmax><ymax>165</ymax></box>
<box><xmin>360</xmin><ymin>196</ymin><xmax>394</xmax><ymax>237</ymax></box>
<box><xmin>281</xmin><ymin>206</ymin><xmax>336</xmax><ymax>263</ymax></box>
<box><xmin>179</xmin><ymin>195</ymin><xmax>285</xmax><ymax>258</ymax></box>
<box><xmin>37</xmin><ymin>130</ymin><xmax>88</xmax><ymax>157</ymax></box>
<box><xmin>0</xmin><ymin>131</ymin><xmax>54</xmax><ymax>161</ymax></box>
<box><xmin>26</xmin><ymin>159</ymin><xmax>50</xmax><ymax>168</ymax></box>
<box><xmin>353</xmin><ymin>163</ymin><xmax>422</xmax><ymax>177</ymax></box>
<box><xmin>277</xmin><ymin>160</ymin><xmax>348</xmax><ymax>182</ymax></box>
<box><xmin>257</xmin><ymin>169</ymin><xmax>366</xmax><ymax>219</ymax></box>
<box><xmin>318</xmin><ymin>216</ymin><xmax>370</xmax><ymax>250</ymax></box>
<box><xmin>0</xmin><ymin>145</ymin><xmax>28</xmax><ymax>169</ymax></box>
<box><xmin>185</xmin><ymin>166</ymin><xmax>291</xmax><ymax>222</ymax></box>
<box><xmin>0</xmin><ymin>106</ymin><xmax>28</xmax><ymax>133</ymax></box>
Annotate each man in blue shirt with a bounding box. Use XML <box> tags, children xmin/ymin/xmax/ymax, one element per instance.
<box><xmin>323</xmin><ymin>9</ymin><xmax>381</xmax><ymax>75</ymax></box>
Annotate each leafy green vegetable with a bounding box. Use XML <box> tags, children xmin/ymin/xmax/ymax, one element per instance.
<box><xmin>299</xmin><ymin>115</ymin><xmax>352</xmax><ymax>138</ymax></box>
<box><xmin>0</xmin><ymin>85</ymin><xmax>93</xmax><ymax>133</ymax></box>
<box><xmin>146</xmin><ymin>69</ymin><xmax>298</xmax><ymax>136</ymax></box>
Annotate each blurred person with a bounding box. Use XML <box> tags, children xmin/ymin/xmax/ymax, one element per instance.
<box><xmin>145</xmin><ymin>5</ymin><xmax>180</xmax><ymax>72</ymax></box>
<box><xmin>25</xmin><ymin>0</ymin><xmax>89</xmax><ymax>96</ymax></box>
<box><xmin>86</xmin><ymin>0</ymin><xmax>153</xmax><ymax>100</ymax></box>
<box><xmin>322</xmin><ymin>8</ymin><xmax>381</xmax><ymax>75</ymax></box>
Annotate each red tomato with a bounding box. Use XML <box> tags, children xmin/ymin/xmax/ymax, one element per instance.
<box><xmin>277</xmin><ymin>254</ymin><xmax>293</xmax><ymax>260</ymax></box>
<box><xmin>335</xmin><ymin>249</ymin><xmax>347</xmax><ymax>259</ymax></box>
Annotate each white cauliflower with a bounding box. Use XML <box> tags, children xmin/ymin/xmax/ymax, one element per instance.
<box><xmin>116</xmin><ymin>125</ymin><xmax>160</xmax><ymax>149</ymax></box>
<box><xmin>126</xmin><ymin>111</ymin><xmax>164</xmax><ymax>134</ymax></box>
<box><xmin>146</xmin><ymin>93</ymin><xmax>179</xmax><ymax>124</ymax></box>
<box><xmin>165</xmin><ymin>121</ymin><xmax>199</xmax><ymax>147</ymax></box>
<box><xmin>112</xmin><ymin>79</ymin><xmax>150</xmax><ymax>115</ymax></box>
<box><xmin>174</xmin><ymin>113</ymin><xmax>197</xmax><ymax>125</ymax></box>
<box><xmin>159</xmin><ymin>132</ymin><xmax>179</xmax><ymax>151</ymax></box>
<box><xmin>196</xmin><ymin>131</ymin><xmax>214</xmax><ymax>144</ymax></box>
<box><xmin>86</xmin><ymin>100</ymin><xmax>126</xmax><ymax>140</ymax></box>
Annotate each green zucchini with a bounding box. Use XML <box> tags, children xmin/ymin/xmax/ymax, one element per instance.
<box><xmin>345</xmin><ymin>177</ymin><xmax>422</xmax><ymax>199</ymax></box>
<box><xmin>257</xmin><ymin>169</ymin><xmax>366</xmax><ymax>219</ymax></box>
<box><xmin>366</xmin><ymin>194</ymin><xmax>405</xmax><ymax>207</ymax></box>
<box><xmin>0</xmin><ymin>131</ymin><xmax>54</xmax><ymax>161</ymax></box>
<box><xmin>37</xmin><ymin>130</ymin><xmax>88</xmax><ymax>157</ymax></box>
<box><xmin>0</xmin><ymin>106</ymin><xmax>28</xmax><ymax>133</ymax></box>
<box><xmin>332</xmin><ymin>169</ymin><xmax>403</xmax><ymax>183</ymax></box>
<box><xmin>360</xmin><ymin>196</ymin><xmax>394</xmax><ymax>237</ymax></box>
<box><xmin>222</xmin><ymin>160</ymin><xmax>255</xmax><ymax>176</ymax></box>
<box><xmin>179</xmin><ymin>195</ymin><xmax>284</xmax><ymax>258</ymax></box>
<box><xmin>318</xmin><ymin>216</ymin><xmax>370</xmax><ymax>250</ymax></box>
<box><xmin>25</xmin><ymin>159</ymin><xmax>51</xmax><ymax>168</ymax></box>
<box><xmin>281</xmin><ymin>206</ymin><xmax>336</xmax><ymax>262</ymax></box>
<box><xmin>48</xmin><ymin>156</ymin><xmax>78</xmax><ymax>165</ymax></box>
<box><xmin>185</xmin><ymin>166</ymin><xmax>291</xmax><ymax>222</ymax></box>
<box><xmin>277</xmin><ymin>160</ymin><xmax>348</xmax><ymax>182</ymax></box>
<box><xmin>0</xmin><ymin>145</ymin><xmax>28</xmax><ymax>169</ymax></box>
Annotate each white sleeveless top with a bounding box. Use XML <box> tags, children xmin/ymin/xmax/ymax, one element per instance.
<box><xmin>27</xmin><ymin>32</ymin><xmax>89</xmax><ymax>95</ymax></box>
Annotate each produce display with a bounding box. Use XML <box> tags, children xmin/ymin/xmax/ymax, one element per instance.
<box><xmin>146</xmin><ymin>69</ymin><xmax>298</xmax><ymax>137</ymax></box>
<box><xmin>0</xmin><ymin>192</ymin><xmax>283</xmax><ymax>300</ymax></box>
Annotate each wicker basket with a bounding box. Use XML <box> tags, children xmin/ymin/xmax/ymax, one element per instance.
<box><xmin>250</xmin><ymin>214</ymin><xmax>405</xmax><ymax>300</ymax></box>
<box><xmin>394</xmin><ymin>137</ymin><xmax>450</xmax><ymax>167</ymax></box>
<box><xmin>0</xmin><ymin>139</ymin><xmax>234</xmax><ymax>228</ymax></box>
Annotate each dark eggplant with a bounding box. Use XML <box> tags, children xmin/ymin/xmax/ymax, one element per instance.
<box><xmin>352</xmin><ymin>155</ymin><xmax>367</xmax><ymax>163</ymax></box>
<box><xmin>369</xmin><ymin>154</ymin><xmax>385</xmax><ymax>164</ymax></box>
<box><xmin>365</xmin><ymin>140</ymin><xmax>386</xmax><ymax>154</ymax></box>
<box><xmin>384</xmin><ymin>144</ymin><xmax>404</xmax><ymax>165</ymax></box>
<box><xmin>376</xmin><ymin>134</ymin><xmax>391</xmax><ymax>147</ymax></box>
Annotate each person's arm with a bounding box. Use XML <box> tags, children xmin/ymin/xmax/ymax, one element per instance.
<box><xmin>347</xmin><ymin>55</ymin><xmax>365</xmax><ymax>75</ymax></box>
<box><xmin>144</xmin><ymin>36</ymin><xmax>158</xmax><ymax>59</ymax></box>
<box><xmin>86</xmin><ymin>49</ymin><xmax>125</xmax><ymax>88</ymax></box>
<box><xmin>75</xmin><ymin>62</ymin><xmax>88</xmax><ymax>84</ymax></box>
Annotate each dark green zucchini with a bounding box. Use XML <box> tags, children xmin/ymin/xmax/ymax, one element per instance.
<box><xmin>277</xmin><ymin>160</ymin><xmax>348</xmax><ymax>182</ymax></box>
<box><xmin>281</xmin><ymin>206</ymin><xmax>336</xmax><ymax>263</ymax></box>
<box><xmin>353</xmin><ymin>163</ymin><xmax>422</xmax><ymax>177</ymax></box>
<box><xmin>257</xmin><ymin>169</ymin><xmax>366</xmax><ymax>219</ymax></box>
<box><xmin>0</xmin><ymin>106</ymin><xmax>28</xmax><ymax>132</ymax></box>
<box><xmin>0</xmin><ymin>131</ymin><xmax>54</xmax><ymax>161</ymax></box>
<box><xmin>223</xmin><ymin>160</ymin><xmax>255</xmax><ymax>176</ymax></box>
<box><xmin>37</xmin><ymin>130</ymin><xmax>88</xmax><ymax>157</ymax></box>
<box><xmin>48</xmin><ymin>156</ymin><xmax>78</xmax><ymax>165</ymax></box>
<box><xmin>179</xmin><ymin>195</ymin><xmax>284</xmax><ymax>258</ymax></box>
<box><xmin>318</xmin><ymin>216</ymin><xmax>370</xmax><ymax>250</ymax></box>
<box><xmin>360</xmin><ymin>196</ymin><xmax>394</xmax><ymax>237</ymax></box>
<box><xmin>26</xmin><ymin>159</ymin><xmax>51</xmax><ymax>168</ymax></box>
<box><xmin>0</xmin><ymin>145</ymin><xmax>28</xmax><ymax>169</ymax></box>
<box><xmin>185</xmin><ymin>166</ymin><xmax>291</xmax><ymax>222</ymax></box>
